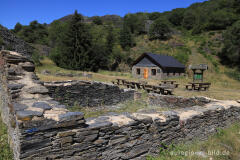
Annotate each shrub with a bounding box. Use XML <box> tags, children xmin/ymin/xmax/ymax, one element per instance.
<box><xmin>149</xmin><ymin>18</ymin><xmax>171</xmax><ymax>40</ymax></box>
<box><xmin>32</xmin><ymin>50</ymin><xmax>43</xmax><ymax>66</ymax></box>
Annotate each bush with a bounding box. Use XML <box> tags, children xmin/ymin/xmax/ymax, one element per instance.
<box><xmin>32</xmin><ymin>50</ymin><xmax>43</xmax><ymax>66</ymax></box>
<box><xmin>168</xmin><ymin>8</ymin><xmax>185</xmax><ymax>26</ymax></box>
<box><xmin>149</xmin><ymin>18</ymin><xmax>171</xmax><ymax>40</ymax></box>
<box><xmin>174</xmin><ymin>46</ymin><xmax>191</xmax><ymax>64</ymax></box>
<box><xmin>220</xmin><ymin>20</ymin><xmax>240</xmax><ymax>68</ymax></box>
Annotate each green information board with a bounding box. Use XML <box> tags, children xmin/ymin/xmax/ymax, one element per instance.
<box><xmin>194</xmin><ymin>74</ymin><xmax>203</xmax><ymax>80</ymax></box>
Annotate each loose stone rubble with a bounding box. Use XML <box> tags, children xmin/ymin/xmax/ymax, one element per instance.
<box><xmin>1</xmin><ymin>50</ymin><xmax>240</xmax><ymax>160</ymax></box>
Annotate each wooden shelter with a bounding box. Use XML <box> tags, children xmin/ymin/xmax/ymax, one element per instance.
<box><xmin>189</xmin><ymin>64</ymin><xmax>208</xmax><ymax>82</ymax></box>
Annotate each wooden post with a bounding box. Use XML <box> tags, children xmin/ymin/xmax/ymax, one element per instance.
<box><xmin>193</xmin><ymin>69</ymin><xmax>196</xmax><ymax>82</ymax></box>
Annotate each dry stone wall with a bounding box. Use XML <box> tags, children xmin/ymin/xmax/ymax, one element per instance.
<box><xmin>148</xmin><ymin>93</ymin><xmax>213</xmax><ymax>108</ymax></box>
<box><xmin>44</xmin><ymin>81</ymin><xmax>135</xmax><ymax>107</ymax></box>
<box><xmin>1</xmin><ymin>50</ymin><xmax>240</xmax><ymax>160</ymax></box>
<box><xmin>0</xmin><ymin>26</ymin><xmax>33</xmax><ymax>57</ymax></box>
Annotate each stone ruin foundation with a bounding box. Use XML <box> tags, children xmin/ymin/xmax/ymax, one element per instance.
<box><xmin>1</xmin><ymin>50</ymin><xmax>240</xmax><ymax>160</ymax></box>
<box><xmin>44</xmin><ymin>81</ymin><xmax>135</xmax><ymax>107</ymax></box>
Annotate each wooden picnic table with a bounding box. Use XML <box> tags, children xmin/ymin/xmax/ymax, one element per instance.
<box><xmin>144</xmin><ymin>84</ymin><xmax>174</xmax><ymax>95</ymax></box>
<box><xmin>159</xmin><ymin>83</ymin><xmax>179</xmax><ymax>88</ymax></box>
<box><xmin>114</xmin><ymin>79</ymin><xmax>175</xmax><ymax>95</ymax></box>
<box><xmin>131</xmin><ymin>82</ymin><xmax>141</xmax><ymax>89</ymax></box>
<box><xmin>116</xmin><ymin>79</ymin><xmax>126</xmax><ymax>85</ymax></box>
<box><xmin>186</xmin><ymin>82</ymin><xmax>211</xmax><ymax>91</ymax></box>
<box><xmin>125</xmin><ymin>81</ymin><xmax>139</xmax><ymax>89</ymax></box>
<box><xmin>125</xmin><ymin>81</ymin><xmax>148</xmax><ymax>89</ymax></box>
<box><xmin>161</xmin><ymin>80</ymin><xmax>177</xmax><ymax>85</ymax></box>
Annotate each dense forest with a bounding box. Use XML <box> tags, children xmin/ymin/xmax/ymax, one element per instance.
<box><xmin>7</xmin><ymin>0</ymin><xmax>240</xmax><ymax>71</ymax></box>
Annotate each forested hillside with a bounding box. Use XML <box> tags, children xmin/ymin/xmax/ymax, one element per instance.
<box><xmin>1</xmin><ymin>0</ymin><xmax>240</xmax><ymax>72</ymax></box>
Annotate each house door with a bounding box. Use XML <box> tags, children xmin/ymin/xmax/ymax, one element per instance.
<box><xmin>143</xmin><ymin>68</ymin><xmax>148</xmax><ymax>79</ymax></box>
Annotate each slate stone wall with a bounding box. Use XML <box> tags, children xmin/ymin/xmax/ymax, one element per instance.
<box><xmin>44</xmin><ymin>81</ymin><xmax>135</xmax><ymax>107</ymax></box>
<box><xmin>0</xmin><ymin>26</ymin><xmax>33</xmax><ymax>58</ymax></box>
<box><xmin>148</xmin><ymin>93</ymin><xmax>213</xmax><ymax>108</ymax></box>
<box><xmin>0</xmin><ymin>50</ymin><xmax>85</xmax><ymax>160</ymax></box>
<box><xmin>1</xmin><ymin>50</ymin><xmax>240</xmax><ymax>160</ymax></box>
<box><xmin>132</xmin><ymin>66</ymin><xmax>163</xmax><ymax>80</ymax></box>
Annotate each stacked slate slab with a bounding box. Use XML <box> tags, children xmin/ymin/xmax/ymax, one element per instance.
<box><xmin>44</xmin><ymin>80</ymin><xmax>135</xmax><ymax>107</ymax></box>
<box><xmin>148</xmin><ymin>93</ymin><xmax>213</xmax><ymax>108</ymax></box>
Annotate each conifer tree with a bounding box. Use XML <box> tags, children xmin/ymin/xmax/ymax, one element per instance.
<box><xmin>51</xmin><ymin>10</ymin><xmax>92</xmax><ymax>70</ymax></box>
<box><xmin>119</xmin><ymin>24</ymin><xmax>134</xmax><ymax>50</ymax></box>
<box><xmin>13</xmin><ymin>22</ymin><xmax>22</xmax><ymax>33</ymax></box>
<box><xmin>106</xmin><ymin>25</ymin><xmax>115</xmax><ymax>54</ymax></box>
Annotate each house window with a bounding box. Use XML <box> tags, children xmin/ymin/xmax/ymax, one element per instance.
<box><xmin>157</xmin><ymin>69</ymin><xmax>161</xmax><ymax>73</ymax></box>
<box><xmin>136</xmin><ymin>68</ymin><xmax>141</xmax><ymax>75</ymax></box>
<box><xmin>151</xmin><ymin>69</ymin><xmax>156</xmax><ymax>76</ymax></box>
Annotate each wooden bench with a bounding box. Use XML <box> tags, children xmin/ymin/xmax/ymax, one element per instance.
<box><xmin>163</xmin><ymin>89</ymin><xmax>173</xmax><ymax>95</ymax></box>
<box><xmin>161</xmin><ymin>80</ymin><xmax>176</xmax><ymax>85</ymax></box>
<box><xmin>186</xmin><ymin>84</ymin><xmax>193</xmax><ymax>90</ymax></box>
<box><xmin>186</xmin><ymin>82</ymin><xmax>211</xmax><ymax>91</ymax></box>
<box><xmin>199</xmin><ymin>83</ymin><xmax>211</xmax><ymax>91</ymax></box>
<box><xmin>174</xmin><ymin>83</ymin><xmax>180</xmax><ymax>88</ymax></box>
<box><xmin>139</xmin><ymin>81</ymin><xmax>148</xmax><ymax>85</ymax></box>
<box><xmin>111</xmin><ymin>81</ymin><xmax>116</xmax><ymax>85</ymax></box>
<box><xmin>124</xmin><ymin>81</ymin><xmax>136</xmax><ymax>89</ymax></box>
<box><xmin>144</xmin><ymin>85</ymin><xmax>155</xmax><ymax>93</ymax></box>
<box><xmin>116</xmin><ymin>79</ymin><xmax>126</xmax><ymax>85</ymax></box>
<box><xmin>160</xmin><ymin>85</ymin><xmax>175</xmax><ymax>95</ymax></box>
<box><xmin>134</xmin><ymin>82</ymin><xmax>141</xmax><ymax>89</ymax></box>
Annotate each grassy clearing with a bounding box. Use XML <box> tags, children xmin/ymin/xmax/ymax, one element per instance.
<box><xmin>36</xmin><ymin>57</ymin><xmax>240</xmax><ymax>100</ymax></box>
<box><xmin>36</xmin><ymin>57</ymin><xmax>134</xmax><ymax>83</ymax></box>
<box><xmin>0</xmin><ymin>114</ymin><xmax>13</xmax><ymax>160</ymax></box>
<box><xmin>148</xmin><ymin>123</ymin><xmax>240</xmax><ymax>160</ymax></box>
<box><xmin>68</xmin><ymin>91</ymin><xmax>171</xmax><ymax>118</ymax></box>
<box><xmin>35</xmin><ymin>32</ymin><xmax>240</xmax><ymax>101</ymax></box>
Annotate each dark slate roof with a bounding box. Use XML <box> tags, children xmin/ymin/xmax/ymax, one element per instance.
<box><xmin>135</xmin><ymin>57</ymin><xmax>157</xmax><ymax>67</ymax></box>
<box><xmin>133</xmin><ymin>53</ymin><xmax>185</xmax><ymax>69</ymax></box>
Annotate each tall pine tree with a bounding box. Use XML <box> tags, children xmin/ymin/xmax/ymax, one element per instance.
<box><xmin>120</xmin><ymin>24</ymin><xmax>134</xmax><ymax>50</ymax></box>
<box><xmin>51</xmin><ymin>10</ymin><xmax>92</xmax><ymax>70</ymax></box>
<box><xmin>106</xmin><ymin>25</ymin><xmax>115</xmax><ymax>54</ymax></box>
